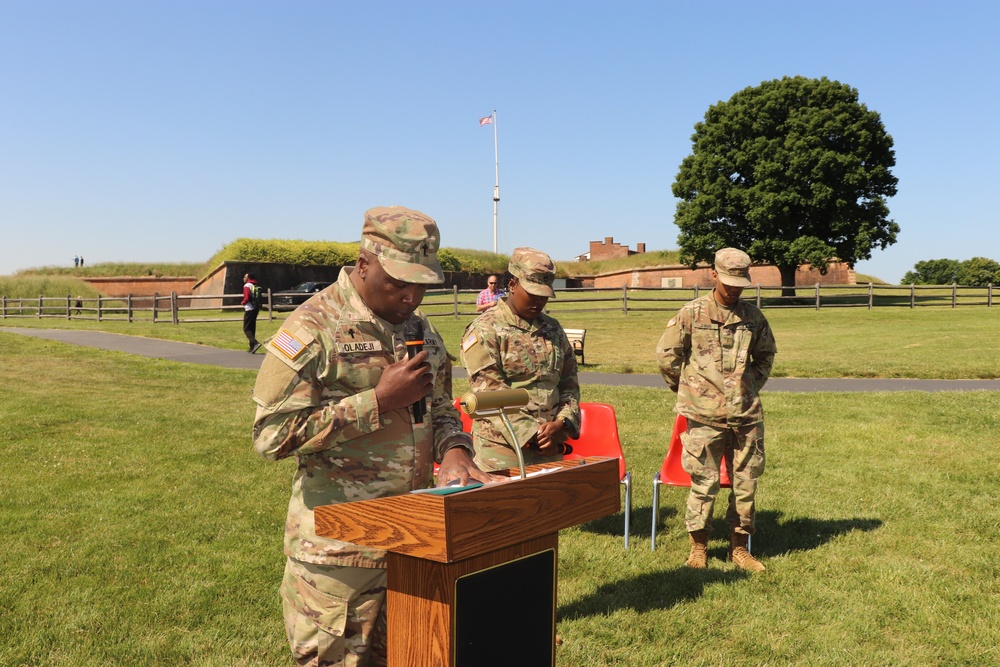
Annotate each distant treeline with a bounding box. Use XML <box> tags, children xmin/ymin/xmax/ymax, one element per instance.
<box><xmin>903</xmin><ymin>258</ymin><xmax>1000</xmax><ymax>286</ymax></box>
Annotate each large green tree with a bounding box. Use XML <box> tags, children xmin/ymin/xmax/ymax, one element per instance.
<box><xmin>672</xmin><ymin>76</ymin><xmax>899</xmax><ymax>293</ymax></box>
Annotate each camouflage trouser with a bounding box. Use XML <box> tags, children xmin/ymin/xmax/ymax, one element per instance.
<box><xmin>681</xmin><ymin>419</ymin><xmax>765</xmax><ymax>535</ymax></box>
<box><xmin>280</xmin><ymin>558</ymin><xmax>388</xmax><ymax>667</ymax></box>
<box><xmin>472</xmin><ymin>433</ymin><xmax>562</xmax><ymax>472</ymax></box>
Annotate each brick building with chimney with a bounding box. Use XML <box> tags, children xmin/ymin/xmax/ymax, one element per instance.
<box><xmin>576</xmin><ymin>237</ymin><xmax>646</xmax><ymax>262</ymax></box>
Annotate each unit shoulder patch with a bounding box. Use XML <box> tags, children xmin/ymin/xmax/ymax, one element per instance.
<box><xmin>461</xmin><ymin>331</ymin><xmax>478</xmax><ymax>352</ymax></box>
<box><xmin>460</xmin><ymin>331</ymin><xmax>494</xmax><ymax>375</ymax></box>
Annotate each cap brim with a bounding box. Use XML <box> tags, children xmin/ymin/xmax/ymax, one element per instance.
<box><xmin>522</xmin><ymin>282</ymin><xmax>555</xmax><ymax>298</ymax></box>
<box><xmin>717</xmin><ymin>273</ymin><xmax>751</xmax><ymax>287</ymax></box>
<box><xmin>377</xmin><ymin>256</ymin><xmax>445</xmax><ymax>284</ymax></box>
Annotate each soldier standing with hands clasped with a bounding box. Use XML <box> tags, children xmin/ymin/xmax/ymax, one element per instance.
<box><xmin>656</xmin><ymin>248</ymin><xmax>777</xmax><ymax>572</ymax></box>
<box><xmin>461</xmin><ymin>247</ymin><xmax>581</xmax><ymax>471</ymax></box>
<box><xmin>251</xmin><ymin>206</ymin><xmax>492</xmax><ymax>666</ymax></box>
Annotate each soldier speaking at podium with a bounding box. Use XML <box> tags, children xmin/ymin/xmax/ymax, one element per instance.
<box><xmin>251</xmin><ymin>206</ymin><xmax>492</xmax><ymax>667</ymax></box>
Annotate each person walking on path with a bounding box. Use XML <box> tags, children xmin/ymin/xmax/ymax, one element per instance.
<box><xmin>241</xmin><ymin>273</ymin><xmax>262</xmax><ymax>353</ymax></box>
<box><xmin>655</xmin><ymin>247</ymin><xmax>777</xmax><ymax>572</ymax></box>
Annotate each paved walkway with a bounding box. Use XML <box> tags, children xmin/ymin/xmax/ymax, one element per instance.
<box><xmin>1</xmin><ymin>327</ymin><xmax>264</xmax><ymax>371</ymax></box>
<box><xmin>5</xmin><ymin>327</ymin><xmax>1000</xmax><ymax>392</ymax></box>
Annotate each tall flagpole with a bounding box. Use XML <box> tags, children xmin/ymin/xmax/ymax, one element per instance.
<box><xmin>491</xmin><ymin>110</ymin><xmax>499</xmax><ymax>254</ymax></box>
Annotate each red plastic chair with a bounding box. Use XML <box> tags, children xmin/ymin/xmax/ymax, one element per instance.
<box><xmin>563</xmin><ymin>402</ymin><xmax>632</xmax><ymax>549</ymax></box>
<box><xmin>650</xmin><ymin>414</ymin><xmax>734</xmax><ymax>550</ymax></box>
<box><xmin>453</xmin><ymin>397</ymin><xmax>474</xmax><ymax>433</ymax></box>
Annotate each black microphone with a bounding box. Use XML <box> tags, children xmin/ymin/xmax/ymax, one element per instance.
<box><xmin>403</xmin><ymin>318</ymin><xmax>426</xmax><ymax>424</ymax></box>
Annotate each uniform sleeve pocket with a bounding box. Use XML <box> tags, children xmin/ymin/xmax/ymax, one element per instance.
<box><xmin>254</xmin><ymin>361</ymin><xmax>308</xmax><ymax>410</ymax></box>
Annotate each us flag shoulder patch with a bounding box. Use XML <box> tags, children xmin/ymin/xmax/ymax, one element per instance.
<box><xmin>272</xmin><ymin>329</ymin><xmax>306</xmax><ymax>360</ymax></box>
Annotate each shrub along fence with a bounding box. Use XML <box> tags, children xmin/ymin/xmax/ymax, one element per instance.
<box><xmin>1</xmin><ymin>283</ymin><xmax>996</xmax><ymax>323</ymax></box>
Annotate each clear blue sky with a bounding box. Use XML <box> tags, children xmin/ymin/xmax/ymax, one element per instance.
<box><xmin>2</xmin><ymin>1</ymin><xmax>997</xmax><ymax>283</ymax></box>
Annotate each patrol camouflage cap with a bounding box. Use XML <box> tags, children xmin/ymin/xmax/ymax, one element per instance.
<box><xmin>509</xmin><ymin>247</ymin><xmax>556</xmax><ymax>297</ymax></box>
<box><xmin>360</xmin><ymin>206</ymin><xmax>445</xmax><ymax>284</ymax></box>
<box><xmin>714</xmin><ymin>247</ymin><xmax>752</xmax><ymax>287</ymax></box>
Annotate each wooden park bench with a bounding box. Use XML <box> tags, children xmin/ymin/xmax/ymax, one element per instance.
<box><xmin>564</xmin><ymin>328</ymin><xmax>587</xmax><ymax>365</ymax></box>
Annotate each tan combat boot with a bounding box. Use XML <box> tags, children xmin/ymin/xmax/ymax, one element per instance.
<box><xmin>685</xmin><ymin>530</ymin><xmax>709</xmax><ymax>568</ymax></box>
<box><xmin>730</xmin><ymin>531</ymin><xmax>766</xmax><ymax>572</ymax></box>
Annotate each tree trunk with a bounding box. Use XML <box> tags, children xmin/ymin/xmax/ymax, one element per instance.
<box><xmin>778</xmin><ymin>265</ymin><xmax>798</xmax><ymax>299</ymax></box>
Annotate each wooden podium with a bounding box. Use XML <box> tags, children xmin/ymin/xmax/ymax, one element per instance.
<box><xmin>314</xmin><ymin>457</ymin><xmax>621</xmax><ymax>667</ymax></box>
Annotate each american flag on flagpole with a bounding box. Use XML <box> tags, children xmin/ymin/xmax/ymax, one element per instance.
<box><xmin>479</xmin><ymin>115</ymin><xmax>493</xmax><ymax>126</ymax></box>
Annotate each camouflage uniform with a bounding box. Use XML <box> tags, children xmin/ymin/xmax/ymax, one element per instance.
<box><xmin>460</xmin><ymin>248</ymin><xmax>581</xmax><ymax>471</ymax></box>
<box><xmin>656</xmin><ymin>249</ymin><xmax>777</xmax><ymax>537</ymax></box>
<box><xmin>253</xmin><ymin>206</ymin><xmax>472</xmax><ymax>667</ymax></box>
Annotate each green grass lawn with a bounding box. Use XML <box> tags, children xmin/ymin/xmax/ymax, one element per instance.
<box><xmin>2</xmin><ymin>332</ymin><xmax>998</xmax><ymax>665</ymax></box>
<box><xmin>432</xmin><ymin>306</ymin><xmax>1000</xmax><ymax>379</ymax></box>
<box><xmin>4</xmin><ymin>303</ymin><xmax>1000</xmax><ymax>379</ymax></box>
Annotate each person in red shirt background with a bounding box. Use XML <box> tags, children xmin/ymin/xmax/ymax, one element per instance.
<box><xmin>241</xmin><ymin>272</ymin><xmax>262</xmax><ymax>353</ymax></box>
